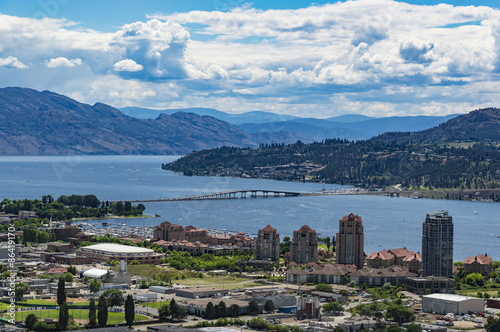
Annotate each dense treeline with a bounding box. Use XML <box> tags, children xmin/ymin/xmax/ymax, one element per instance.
<box><xmin>163</xmin><ymin>139</ymin><xmax>500</xmax><ymax>192</ymax></box>
<box><xmin>0</xmin><ymin>195</ymin><xmax>145</xmax><ymax>221</ymax></box>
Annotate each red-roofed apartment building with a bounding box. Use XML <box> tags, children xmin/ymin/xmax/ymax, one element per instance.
<box><xmin>290</xmin><ymin>225</ymin><xmax>318</xmax><ymax>264</ymax></box>
<box><xmin>366</xmin><ymin>248</ymin><xmax>422</xmax><ymax>274</ymax></box>
<box><xmin>464</xmin><ymin>254</ymin><xmax>493</xmax><ymax>276</ymax></box>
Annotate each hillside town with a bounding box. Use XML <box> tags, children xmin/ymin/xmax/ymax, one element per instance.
<box><xmin>0</xmin><ymin>209</ymin><xmax>499</xmax><ymax>332</ymax></box>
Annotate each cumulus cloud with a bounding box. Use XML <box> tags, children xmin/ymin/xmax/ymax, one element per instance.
<box><xmin>114</xmin><ymin>59</ymin><xmax>143</xmax><ymax>72</ymax></box>
<box><xmin>0</xmin><ymin>56</ymin><xmax>28</xmax><ymax>69</ymax></box>
<box><xmin>399</xmin><ymin>40</ymin><xmax>435</xmax><ymax>63</ymax></box>
<box><xmin>45</xmin><ymin>57</ymin><xmax>82</xmax><ymax>68</ymax></box>
<box><xmin>112</xmin><ymin>19</ymin><xmax>190</xmax><ymax>80</ymax></box>
<box><xmin>1</xmin><ymin>1</ymin><xmax>500</xmax><ymax>117</ymax></box>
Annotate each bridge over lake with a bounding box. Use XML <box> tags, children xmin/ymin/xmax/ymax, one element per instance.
<box><xmin>126</xmin><ymin>189</ymin><xmax>304</xmax><ymax>203</ymax></box>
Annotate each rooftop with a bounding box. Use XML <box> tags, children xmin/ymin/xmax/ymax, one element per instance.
<box><xmin>80</xmin><ymin>243</ymin><xmax>154</xmax><ymax>254</ymax></box>
<box><xmin>423</xmin><ymin>293</ymin><xmax>483</xmax><ymax>302</ymax></box>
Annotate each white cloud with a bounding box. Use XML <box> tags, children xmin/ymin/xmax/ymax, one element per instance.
<box><xmin>45</xmin><ymin>57</ymin><xmax>82</xmax><ymax>68</ymax></box>
<box><xmin>0</xmin><ymin>56</ymin><xmax>28</xmax><ymax>69</ymax></box>
<box><xmin>1</xmin><ymin>1</ymin><xmax>500</xmax><ymax>117</ymax></box>
<box><xmin>114</xmin><ymin>59</ymin><xmax>143</xmax><ymax>72</ymax></box>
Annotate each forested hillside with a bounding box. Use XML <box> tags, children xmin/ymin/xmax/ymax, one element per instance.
<box><xmin>164</xmin><ymin>108</ymin><xmax>500</xmax><ymax>196</ymax></box>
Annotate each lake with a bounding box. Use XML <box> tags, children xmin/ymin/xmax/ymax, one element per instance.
<box><xmin>0</xmin><ymin>155</ymin><xmax>498</xmax><ymax>261</ymax></box>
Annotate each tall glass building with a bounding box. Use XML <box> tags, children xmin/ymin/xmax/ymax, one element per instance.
<box><xmin>422</xmin><ymin>210</ymin><xmax>454</xmax><ymax>277</ymax></box>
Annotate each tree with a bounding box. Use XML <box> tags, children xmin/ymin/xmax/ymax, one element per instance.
<box><xmin>88</xmin><ymin>298</ymin><xmax>97</xmax><ymax>328</ymax></box>
<box><xmin>325</xmin><ymin>236</ymin><xmax>331</xmax><ymax>251</ymax></box>
<box><xmin>217</xmin><ymin>301</ymin><xmax>227</xmax><ymax>317</ymax></box>
<box><xmin>57</xmin><ymin>278</ymin><xmax>66</xmax><ymax>305</ymax></box>
<box><xmin>264</xmin><ymin>300</ymin><xmax>275</xmax><ymax>313</ymax></box>
<box><xmin>58</xmin><ymin>302</ymin><xmax>69</xmax><ymax>331</ymax></box>
<box><xmin>159</xmin><ymin>303</ymin><xmax>171</xmax><ymax>321</ymax></box>
<box><xmin>248</xmin><ymin>300</ymin><xmax>261</xmax><ymax>315</ymax></box>
<box><xmin>315</xmin><ymin>283</ymin><xmax>333</xmax><ymax>293</ymax></box>
<box><xmin>33</xmin><ymin>321</ymin><xmax>47</xmax><ymax>331</ymax></box>
<box><xmin>101</xmin><ymin>288</ymin><xmax>125</xmax><ymax>307</ymax></box>
<box><xmin>204</xmin><ymin>301</ymin><xmax>215</xmax><ymax>319</ymax></box>
<box><xmin>323</xmin><ymin>302</ymin><xmax>344</xmax><ymax>314</ymax></box>
<box><xmin>89</xmin><ymin>278</ymin><xmax>102</xmax><ymax>293</ymax></box>
<box><xmin>228</xmin><ymin>304</ymin><xmax>240</xmax><ymax>317</ymax></box>
<box><xmin>98</xmin><ymin>295</ymin><xmax>108</xmax><ymax>328</ymax></box>
<box><xmin>63</xmin><ymin>272</ymin><xmax>74</xmax><ymax>282</ymax></box>
<box><xmin>485</xmin><ymin>315</ymin><xmax>500</xmax><ymax>332</ymax></box>
<box><xmin>339</xmin><ymin>289</ymin><xmax>349</xmax><ymax>297</ymax></box>
<box><xmin>169</xmin><ymin>298</ymin><xmax>187</xmax><ymax>321</ymax></box>
<box><xmin>14</xmin><ymin>282</ymin><xmax>29</xmax><ymax>301</ymax></box>
<box><xmin>25</xmin><ymin>313</ymin><xmax>38</xmax><ymax>330</ymax></box>
<box><xmin>125</xmin><ymin>294</ymin><xmax>135</xmax><ymax>328</ymax></box>
<box><xmin>406</xmin><ymin>322</ymin><xmax>422</xmax><ymax>332</ymax></box>
<box><xmin>385</xmin><ymin>305</ymin><xmax>414</xmax><ymax>324</ymax></box>
<box><xmin>67</xmin><ymin>265</ymin><xmax>77</xmax><ymax>275</ymax></box>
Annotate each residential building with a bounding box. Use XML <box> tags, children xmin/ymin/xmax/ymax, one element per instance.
<box><xmin>388</xmin><ymin>248</ymin><xmax>414</xmax><ymax>265</ymax></box>
<box><xmin>52</xmin><ymin>226</ymin><xmax>93</xmax><ymax>244</ymax></box>
<box><xmin>422</xmin><ymin>210</ymin><xmax>454</xmax><ymax>277</ymax></box>
<box><xmin>153</xmin><ymin>222</ymin><xmax>252</xmax><ymax>248</ymax></box>
<box><xmin>366</xmin><ymin>248</ymin><xmax>422</xmax><ymax>274</ymax></box>
<box><xmin>463</xmin><ymin>253</ymin><xmax>493</xmax><ymax>276</ymax></box>
<box><xmin>253</xmin><ymin>225</ymin><xmax>280</xmax><ymax>261</ymax></box>
<box><xmin>337</xmin><ymin>213</ymin><xmax>364</xmax><ymax>269</ymax></box>
<box><xmin>285</xmin><ymin>263</ymin><xmax>356</xmax><ymax>284</ymax></box>
<box><xmin>402</xmin><ymin>252</ymin><xmax>422</xmax><ymax>274</ymax></box>
<box><xmin>349</xmin><ymin>265</ymin><xmax>417</xmax><ymax>287</ymax></box>
<box><xmin>366</xmin><ymin>250</ymin><xmax>395</xmax><ymax>268</ymax></box>
<box><xmin>406</xmin><ymin>276</ymin><xmax>455</xmax><ymax>295</ymax></box>
<box><xmin>290</xmin><ymin>225</ymin><xmax>318</xmax><ymax>264</ymax></box>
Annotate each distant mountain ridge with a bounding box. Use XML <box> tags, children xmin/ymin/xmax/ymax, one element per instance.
<box><xmin>164</xmin><ymin>108</ymin><xmax>500</xmax><ymax>194</ymax></box>
<box><xmin>0</xmin><ymin>87</ymin><xmax>258</xmax><ymax>155</ymax></box>
<box><xmin>121</xmin><ymin>106</ymin><xmax>460</xmax><ymax>141</ymax></box>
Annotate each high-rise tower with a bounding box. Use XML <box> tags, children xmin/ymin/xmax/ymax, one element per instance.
<box><xmin>422</xmin><ymin>210</ymin><xmax>454</xmax><ymax>277</ymax></box>
<box><xmin>336</xmin><ymin>213</ymin><xmax>364</xmax><ymax>269</ymax></box>
<box><xmin>290</xmin><ymin>225</ymin><xmax>318</xmax><ymax>264</ymax></box>
<box><xmin>253</xmin><ymin>225</ymin><xmax>280</xmax><ymax>261</ymax></box>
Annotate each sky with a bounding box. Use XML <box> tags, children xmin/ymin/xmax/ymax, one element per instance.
<box><xmin>1</xmin><ymin>0</ymin><xmax>500</xmax><ymax>118</ymax></box>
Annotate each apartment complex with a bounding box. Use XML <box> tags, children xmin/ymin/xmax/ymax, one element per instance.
<box><xmin>336</xmin><ymin>213</ymin><xmax>364</xmax><ymax>269</ymax></box>
<box><xmin>422</xmin><ymin>210</ymin><xmax>454</xmax><ymax>277</ymax></box>
<box><xmin>253</xmin><ymin>225</ymin><xmax>280</xmax><ymax>261</ymax></box>
<box><xmin>464</xmin><ymin>254</ymin><xmax>493</xmax><ymax>276</ymax></box>
<box><xmin>290</xmin><ymin>225</ymin><xmax>318</xmax><ymax>264</ymax></box>
<box><xmin>366</xmin><ymin>248</ymin><xmax>422</xmax><ymax>274</ymax></box>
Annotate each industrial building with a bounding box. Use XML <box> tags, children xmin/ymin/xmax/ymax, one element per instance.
<box><xmin>422</xmin><ymin>294</ymin><xmax>484</xmax><ymax>315</ymax></box>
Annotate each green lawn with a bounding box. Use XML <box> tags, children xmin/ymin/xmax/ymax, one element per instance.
<box><xmin>457</xmin><ymin>289</ymin><xmax>500</xmax><ymax>297</ymax></box>
<box><xmin>15</xmin><ymin>299</ymin><xmax>89</xmax><ymax>306</ymax></box>
<box><xmin>177</xmin><ymin>275</ymin><xmax>261</xmax><ymax>289</ymax></box>
<box><xmin>13</xmin><ymin>309</ymin><xmax>150</xmax><ymax>324</ymax></box>
<box><xmin>139</xmin><ymin>301</ymin><xmax>170</xmax><ymax>309</ymax></box>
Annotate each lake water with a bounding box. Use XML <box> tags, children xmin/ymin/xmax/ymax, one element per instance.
<box><xmin>0</xmin><ymin>155</ymin><xmax>498</xmax><ymax>261</ymax></box>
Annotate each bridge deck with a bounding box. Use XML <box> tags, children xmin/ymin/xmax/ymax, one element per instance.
<box><xmin>121</xmin><ymin>189</ymin><xmax>303</xmax><ymax>203</ymax></box>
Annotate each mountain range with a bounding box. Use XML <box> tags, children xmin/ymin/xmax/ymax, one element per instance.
<box><xmin>0</xmin><ymin>88</ymin><xmax>257</xmax><ymax>155</ymax></box>
<box><xmin>0</xmin><ymin>87</ymin><xmax>469</xmax><ymax>155</ymax></box>
<box><xmin>120</xmin><ymin>106</ymin><xmax>459</xmax><ymax>141</ymax></box>
<box><xmin>164</xmin><ymin>108</ymin><xmax>500</xmax><ymax>194</ymax></box>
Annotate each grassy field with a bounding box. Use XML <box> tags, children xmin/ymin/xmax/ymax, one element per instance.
<box><xmin>14</xmin><ymin>299</ymin><xmax>89</xmax><ymax>306</ymax></box>
<box><xmin>139</xmin><ymin>301</ymin><xmax>169</xmax><ymax>309</ymax></box>
<box><xmin>177</xmin><ymin>275</ymin><xmax>261</xmax><ymax>290</ymax></box>
<box><xmin>456</xmin><ymin>289</ymin><xmax>500</xmax><ymax>297</ymax></box>
<box><xmin>13</xmin><ymin>309</ymin><xmax>150</xmax><ymax>324</ymax></box>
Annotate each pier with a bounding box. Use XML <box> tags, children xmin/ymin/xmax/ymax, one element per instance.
<box><xmin>124</xmin><ymin>189</ymin><xmax>303</xmax><ymax>203</ymax></box>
